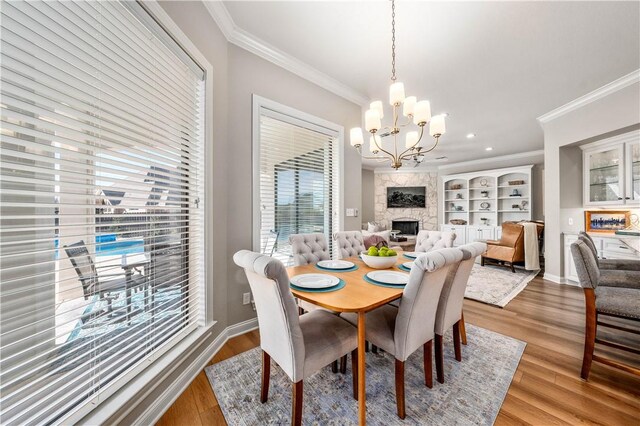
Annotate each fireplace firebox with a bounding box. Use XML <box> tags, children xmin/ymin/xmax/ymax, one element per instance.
<box><xmin>392</xmin><ymin>220</ymin><xmax>419</xmax><ymax>236</ymax></box>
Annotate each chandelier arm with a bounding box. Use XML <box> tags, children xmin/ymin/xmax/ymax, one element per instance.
<box><xmin>419</xmin><ymin>135</ymin><xmax>441</xmax><ymax>154</ymax></box>
<box><xmin>396</xmin><ymin>125</ymin><xmax>425</xmax><ymax>159</ymax></box>
<box><xmin>356</xmin><ymin>145</ymin><xmax>394</xmax><ymax>162</ymax></box>
<box><xmin>372</xmin><ymin>132</ymin><xmax>397</xmax><ymax>160</ymax></box>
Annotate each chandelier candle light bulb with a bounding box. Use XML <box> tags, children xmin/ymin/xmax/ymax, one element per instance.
<box><xmin>349</xmin><ymin>0</ymin><xmax>445</xmax><ymax>169</ymax></box>
<box><xmin>403</xmin><ymin>96</ymin><xmax>417</xmax><ymax>117</ymax></box>
<box><xmin>389</xmin><ymin>82</ymin><xmax>406</xmax><ymax>105</ymax></box>
<box><xmin>430</xmin><ymin>115</ymin><xmax>446</xmax><ymax>137</ymax></box>
<box><xmin>350</xmin><ymin>127</ymin><xmax>364</xmax><ymax>147</ymax></box>
<box><xmin>365</xmin><ymin>109</ymin><xmax>381</xmax><ymax>132</ymax></box>
<box><xmin>370</xmin><ymin>100</ymin><xmax>384</xmax><ymax>119</ymax></box>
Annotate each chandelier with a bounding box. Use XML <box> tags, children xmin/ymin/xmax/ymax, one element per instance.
<box><xmin>350</xmin><ymin>0</ymin><xmax>446</xmax><ymax>169</ymax></box>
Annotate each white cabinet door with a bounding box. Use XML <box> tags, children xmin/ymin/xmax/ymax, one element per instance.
<box><xmin>564</xmin><ymin>235</ymin><xmax>579</xmax><ymax>284</ymax></box>
<box><xmin>467</xmin><ymin>226</ymin><xmax>495</xmax><ymax>242</ymax></box>
<box><xmin>442</xmin><ymin>225</ymin><xmax>466</xmax><ymax>247</ymax></box>
<box><xmin>584</xmin><ymin>144</ymin><xmax>625</xmax><ymax>206</ymax></box>
<box><xmin>626</xmin><ymin>140</ymin><xmax>640</xmax><ymax>205</ymax></box>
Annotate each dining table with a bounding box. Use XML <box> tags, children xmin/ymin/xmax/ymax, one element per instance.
<box><xmin>287</xmin><ymin>252</ymin><xmax>414</xmax><ymax>426</ymax></box>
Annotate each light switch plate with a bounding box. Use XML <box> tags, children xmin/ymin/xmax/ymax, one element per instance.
<box><xmin>568</xmin><ymin>217</ymin><xmax>574</xmax><ymax>226</ymax></box>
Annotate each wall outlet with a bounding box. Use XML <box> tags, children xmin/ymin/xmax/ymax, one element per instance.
<box><xmin>243</xmin><ymin>292</ymin><xmax>251</xmax><ymax>305</ymax></box>
<box><xmin>568</xmin><ymin>217</ymin><xmax>574</xmax><ymax>226</ymax></box>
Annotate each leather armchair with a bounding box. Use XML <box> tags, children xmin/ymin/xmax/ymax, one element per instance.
<box><xmin>481</xmin><ymin>222</ymin><xmax>524</xmax><ymax>272</ymax></box>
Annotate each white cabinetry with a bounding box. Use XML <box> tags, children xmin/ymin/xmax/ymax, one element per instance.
<box><xmin>441</xmin><ymin>224</ymin><xmax>466</xmax><ymax>247</ymax></box>
<box><xmin>582</xmin><ymin>131</ymin><xmax>640</xmax><ymax>207</ymax></box>
<box><xmin>467</xmin><ymin>226</ymin><xmax>496</xmax><ymax>242</ymax></box>
<box><xmin>563</xmin><ymin>233</ymin><xmax>640</xmax><ymax>284</ymax></box>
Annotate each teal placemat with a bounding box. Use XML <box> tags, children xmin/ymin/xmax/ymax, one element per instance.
<box><xmin>403</xmin><ymin>253</ymin><xmax>418</xmax><ymax>260</ymax></box>
<box><xmin>363</xmin><ymin>274</ymin><xmax>406</xmax><ymax>289</ymax></box>
<box><xmin>290</xmin><ymin>279</ymin><xmax>346</xmax><ymax>293</ymax></box>
<box><xmin>315</xmin><ymin>264</ymin><xmax>359</xmax><ymax>272</ymax></box>
<box><xmin>397</xmin><ymin>264</ymin><xmax>411</xmax><ymax>272</ymax></box>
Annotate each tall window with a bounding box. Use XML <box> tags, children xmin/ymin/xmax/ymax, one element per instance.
<box><xmin>0</xmin><ymin>1</ymin><xmax>205</xmax><ymax>424</ymax></box>
<box><xmin>254</xmin><ymin>98</ymin><xmax>341</xmax><ymax>264</ymax></box>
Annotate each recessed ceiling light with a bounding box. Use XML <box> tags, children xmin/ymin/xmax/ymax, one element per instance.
<box><xmin>466</xmin><ymin>133</ymin><xmax>475</xmax><ymax>139</ymax></box>
<box><xmin>485</xmin><ymin>147</ymin><xmax>493</xmax><ymax>151</ymax></box>
<box><xmin>441</xmin><ymin>112</ymin><xmax>449</xmax><ymax>117</ymax></box>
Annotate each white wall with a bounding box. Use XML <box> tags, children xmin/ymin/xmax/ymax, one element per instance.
<box><xmin>541</xmin><ymin>81</ymin><xmax>640</xmax><ymax>280</ymax></box>
<box><xmin>361</xmin><ymin>169</ymin><xmax>375</xmax><ymax>223</ymax></box>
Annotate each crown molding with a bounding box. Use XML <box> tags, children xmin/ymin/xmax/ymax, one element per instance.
<box><xmin>537</xmin><ymin>69</ymin><xmax>640</xmax><ymax>124</ymax></box>
<box><xmin>437</xmin><ymin>150</ymin><xmax>544</xmax><ymax>171</ymax></box>
<box><xmin>203</xmin><ymin>1</ymin><xmax>369</xmax><ymax>106</ymax></box>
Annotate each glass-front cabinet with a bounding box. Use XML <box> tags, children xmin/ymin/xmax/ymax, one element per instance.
<box><xmin>627</xmin><ymin>140</ymin><xmax>640</xmax><ymax>203</ymax></box>
<box><xmin>582</xmin><ymin>132</ymin><xmax>640</xmax><ymax>207</ymax></box>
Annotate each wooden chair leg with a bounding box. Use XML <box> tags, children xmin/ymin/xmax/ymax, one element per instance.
<box><xmin>453</xmin><ymin>322</ymin><xmax>462</xmax><ymax>362</ymax></box>
<box><xmin>510</xmin><ymin>262</ymin><xmax>516</xmax><ymax>273</ymax></box>
<box><xmin>261</xmin><ymin>350</ymin><xmax>270</xmax><ymax>403</ymax></box>
<box><xmin>339</xmin><ymin>355</ymin><xmax>347</xmax><ymax>374</ymax></box>
<box><xmin>424</xmin><ymin>340</ymin><xmax>433</xmax><ymax>388</ymax></box>
<box><xmin>372</xmin><ymin>344</ymin><xmax>378</xmax><ymax>354</ymax></box>
<box><xmin>480</xmin><ymin>256</ymin><xmax>485</xmax><ymax>266</ymax></box>
<box><xmin>365</xmin><ymin>341</ymin><xmax>370</xmax><ymax>352</ymax></box>
<box><xmin>351</xmin><ymin>349</ymin><xmax>358</xmax><ymax>400</ymax></box>
<box><xmin>292</xmin><ymin>380</ymin><xmax>303</xmax><ymax>426</ymax></box>
<box><xmin>331</xmin><ymin>360</ymin><xmax>338</xmax><ymax>373</ymax></box>
<box><xmin>435</xmin><ymin>334</ymin><xmax>444</xmax><ymax>384</ymax></box>
<box><xmin>581</xmin><ymin>288</ymin><xmax>597</xmax><ymax>380</ymax></box>
<box><xmin>395</xmin><ymin>359</ymin><xmax>406</xmax><ymax>419</ymax></box>
<box><xmin>460</xmin><ymin>311</ymin><xmax>467</xmax><ymax>345</ymax></box>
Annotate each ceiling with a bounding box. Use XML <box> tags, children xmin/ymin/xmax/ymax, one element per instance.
<box><xmin>223</xmin><ymin>1</ymin><xmax>640</xmax><ymax>169</ymax></box>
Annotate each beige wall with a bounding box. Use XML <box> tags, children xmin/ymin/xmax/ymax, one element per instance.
<box><xmin>225</xmin><ymin>44</ymin><xmax>362</xmax><ymax>325</ymax></box>
<box><xmin>361</xmin><ymin>169</ymin><xmax>375</xmax><ymax>223</ymax></box>
<box><xmin>541</xmin><ymin>81</ymin><xmax>640</xmax><ymax>280</ymax></box>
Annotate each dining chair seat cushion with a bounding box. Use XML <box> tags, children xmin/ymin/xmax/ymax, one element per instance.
<box><xmin>599</xmin><ymin>258</ymin><xmax>640</xmax><ymax>271</ymax></box>
<box><xmin>595</xmin><ymin>286</ymin><xmax>640</xmax><ymax>319</ymax></box>
<box><xmin>415</xmin><ymin>230</ymin><xmax>456</xmax><ymax>253</ymax></box>
<box><xmin>299</xmin><ymin>309</ymin><xmax>358</xmax><ymax>379</ymax></box>
<box><xmin>342</xmin><ymin>304</ymin><xmax>398</xmax><ymax>355</ymax></box>
<box><xmin>598</xmin><ymin>269</ymin><xmax>640</xmax><ymax>289</ymax></box>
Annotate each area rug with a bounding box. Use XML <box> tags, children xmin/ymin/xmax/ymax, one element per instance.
<box><xmin>205</xmin><ymin>324</ymin><xmax>525</xmax><ymax>425</ymax></box>
<box><xmin>465</xmin><ymin>263</ymin><xmax>539</xmax><ymax>307</ymax></box>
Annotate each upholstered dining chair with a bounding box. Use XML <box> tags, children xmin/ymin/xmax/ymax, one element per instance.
<box><xmin>570</xmin><ymin>240</ymin><xmax>640</xmax><ymax>380</ymax></box>
<box><xmin>342</xmin><ymin>248</ymin><xmax>464</xmax><ymax>419</ymax></box>
<box><xmin>289</xmin><ymin>233</ymin><xmax>330</xmax><ymax>266</ymax></box>
<box><xmin>415</xmin><ymin>230</ymin><xmax>456</xmax><ymax>252</ymax></box>
<box><xmin>233</xmin><ymin>250</ymin><xmax>359</xmax><ymax>425</ymax></box>
<box><xmin>333</xmin><ymin>231</ymin><xmax>366</xmax><ymax>259</ymax></box>
<box><xmin>434</xmin><ymin>242</ymin><xmax>486</xmax><ymax>383</ymax></box>
<box><xmin>578</xmin><ymin>231</ymin><xmax>640</xmax><ymax>273</ymax></box>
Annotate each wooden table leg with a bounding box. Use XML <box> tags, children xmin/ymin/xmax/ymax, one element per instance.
<box><xmin>357</xmin><ymin>311</ymin><xmax>366</xmax><ymax>426</ymax></box>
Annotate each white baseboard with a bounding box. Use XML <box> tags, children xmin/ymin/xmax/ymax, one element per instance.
<box><xmin>134</xmin><ymin>317</ymin><xmax>259</xmax><ymax>426</ymax></box>
<box><xmin>542</xmin><ymin>272</ymin><xmax>565</xmax><ymax>284</ymax></box>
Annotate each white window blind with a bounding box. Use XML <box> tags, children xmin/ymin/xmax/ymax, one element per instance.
<box><xmin>257</xmin><ymin>109</ymin><xmax>340</xmax><ymax>263</ymax></box>
<box><xmin>0</xmin><ymin>1</ymin><xmax>205</xmax><ymax>424</ymax></box>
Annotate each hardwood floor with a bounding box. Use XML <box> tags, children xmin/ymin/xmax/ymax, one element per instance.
<box><xmin>156</xmin><ymin>276</ymin><xmax>640</xmax><ymax>425</ymax></box>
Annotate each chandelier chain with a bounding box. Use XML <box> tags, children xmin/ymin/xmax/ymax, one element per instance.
<box><xmin>391</xmin><ymin>0</ymin><xmax>396</xmax><ymax>81</ymax></box>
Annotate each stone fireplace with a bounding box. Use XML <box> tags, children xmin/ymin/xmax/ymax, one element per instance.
<box><xmin>392</xmin><ymin>219</ymin><xmax>419</xmax><ymax>235</ymax></box>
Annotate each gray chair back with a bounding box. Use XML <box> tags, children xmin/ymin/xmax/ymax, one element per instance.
<box><xmin>415</xmin><ymin>230</ymin><xmax>456</xmax><ymax>252</ymax></box>
<box><xmin>570</xmin><ymin>240</ymin><xmax>600</xmax><ymax>289</ymax></box>
<box><xmin>64</xmin><ymin>240</ymin><xmax>98</xmax><ymax>300</ymax></box>
<box><xmin>288</xmin><ymin>233</ymin><xmax>330</xmax><ymax>266</ymax></box>
<box><xmin>333</xmin><ymin>231</ymin><xmax>366</xmax><ymax>259</ymax></box>
<box><xmin>435</xmin><ymin>242</ymin><xmax>486</xmax><ymax>335</ymax></box>
<box><xmin>394</xmin><ymin>247</ymin><xmax>464</xmax><ymax>361</ymax></box>
<box><xmin>233</xmin><ymin>250</ymin><xmax>305</xmax><ymax>382</ymax></box>
<box><xmin>578</xmin><ymin>232</ymin><xmax>599</xmax><ymax>265</ymax></box>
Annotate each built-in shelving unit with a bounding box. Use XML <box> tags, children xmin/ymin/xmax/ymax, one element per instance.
<box><xmin>440</xmin><ymin>165</ymin><xmax>533</xmax><ymax>246</ymax></box>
